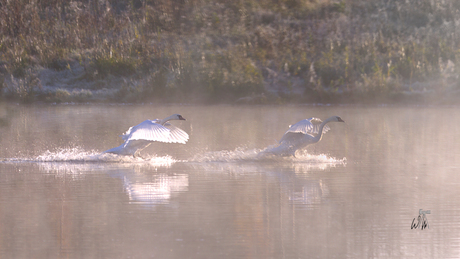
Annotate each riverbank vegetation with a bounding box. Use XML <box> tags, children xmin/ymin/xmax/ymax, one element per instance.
<box><xmin>1</xmin><ymin>0</ymin><xmax>460</xmax><ymax>104</ymax></box>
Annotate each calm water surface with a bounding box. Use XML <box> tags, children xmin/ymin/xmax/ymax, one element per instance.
<box><xmin>0</xmin><ymin>104</ymin><xmax>459</xmax><ymax>258</ymax></box>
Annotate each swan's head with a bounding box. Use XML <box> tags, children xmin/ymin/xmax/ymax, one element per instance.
<box><xmin>327</xmin><ymin>116</ymin><xmax>344</xmax><ymax>123</ymax></box>
<box><xmin>173</xmin><ymin>114</ymin><xmax>186</xmax><ymax>121</ymax></box>
<box><xmin>335</xmin><ymin>116</ymin><xmax>344</xmax><ymax>122</ymax></box>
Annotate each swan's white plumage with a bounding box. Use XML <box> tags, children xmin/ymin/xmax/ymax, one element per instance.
<box><xmin>280</xmin><ymin>118</ymin><xmax>330</xmax><ymax>143</ymax></box>
<box><xmin>164</xmin><ymin>124</ymin><xmax>190</xmax><ymax>144</ymax></box>
<box><xmin>105</xmin><ymin>140</ymin><xmax>153</xmax><ymax>156</ymax></box>
<box><xmin>121</xmin><ymin>120</ymin><xmax>187</xmax><ymax>144</ymax></box>
<box><xmin>261</xmin><ymin>116</ymin><xmax>344</xmax><ymax>157</ymax></box>
<box><xmin>104</xmin><ymin>114</ymin><xmax>189</xmax><ymax>156</ymax></box>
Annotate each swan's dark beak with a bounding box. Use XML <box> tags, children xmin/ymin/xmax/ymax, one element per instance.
<box><xmin>338</xmin><ymin>117</ymin><xmax>345</xmax><ymax>122</ymax></box>
<box><xmin>178</xmin><ymin>115</ymin><xmax>186</xmax><ymax>121</ymax></box>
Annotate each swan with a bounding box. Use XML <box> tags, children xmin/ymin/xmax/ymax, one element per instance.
<box><xmin>261</xmin><ymin>116</ymin><xmax>344</xmax><ymax>157</ymax></box>
<box><xmin>103</xmin><ymin>114</ymin><xmax>189</xmax><ymax>157</ymax></box>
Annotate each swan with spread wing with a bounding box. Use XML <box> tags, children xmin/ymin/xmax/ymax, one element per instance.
<box><xmin>261</xmin><ymin>116</ymin><xmax>344</xmax><ymax>157</ymax></box>
<box><xmin>104</xmin><ymin>114</ymin><xmax>189</xmax><ymax>157</ymax></box>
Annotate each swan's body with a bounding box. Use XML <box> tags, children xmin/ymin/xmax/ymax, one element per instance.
<box><xmin>104</xmin><ymin>114</ymin><xmax>189</xmax><ymax>157</ymax></box>
<box><xmin>261</xmin><ymin>116</ymin><xmax>344</xmax><ymax>157</ymax></box>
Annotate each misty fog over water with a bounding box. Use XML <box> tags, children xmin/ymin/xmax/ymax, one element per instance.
<box><xmin>0</xmin><ymin>103</ymin><xmax>458</xmax><ymax>258</ymax></box>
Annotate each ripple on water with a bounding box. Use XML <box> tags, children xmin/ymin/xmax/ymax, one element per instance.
<box><xmin>189</xmin><ymin>147</ymin><xmax>347</xmax><ymax>165</ymax></box>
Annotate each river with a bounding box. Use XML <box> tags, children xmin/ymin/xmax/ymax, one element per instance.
<box><xmin>0</xmin><ymin>103</ymin><xmax>458</xmax><ymax>258</ymax></box>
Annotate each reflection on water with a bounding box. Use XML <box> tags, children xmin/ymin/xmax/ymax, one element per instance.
<box><xmin>109</xmin><ymin>164</ymin><xmax>189</xmax><ymax>206</ymax></box>
<box><xmin>123</xmin><ymin>173</ymin><xmax>189</xmax><ymax>205</ymax></box>
<box><xmin>33</xmin><ymin>146</ymin><xmax>343</xmax><ymax>208</ymax></box>
<box><xmin>288</xmin><ymin>179</ymin><xmax>328</xmax><ymax>206</ymax></box>
<box><xmin>0</xmin><ymin>104</ymin><xmax>460</xmax><ymax>258</ymax></box>
<box><xmin>34</xmin><ymin>149</ymin><xmax>187</xmax><ymax>205</ymax></box>
<box><xmin>188</xmin><ymin>149</ymin><xmax>344</xmax><ymax>210</ymax></box>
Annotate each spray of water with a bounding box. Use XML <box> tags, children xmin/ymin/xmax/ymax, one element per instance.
<box><xmin>189</xmin><ymin>147</ymin><xmax>346</xmax><ymax>165</ymax></box>
<box><xmin>2</xmin><ymin>147</ymin><xmax>177</xmax><ymax>166</ymax></box>
<box><xmin>1</xmin><ymin>146</ymin><xmax>346</xmax><ymax>169</ymax></box>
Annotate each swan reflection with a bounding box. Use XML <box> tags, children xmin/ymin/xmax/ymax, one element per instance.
<box><xmin>270</xmin><ymin>163</ymin><xmax>333</xmax><ymax>208</ymax></box>
<box><xmin>123</xmin><ymin>173</ymin><xmax>188</xmax><ymax>205</ymax></box>
<box><xmin>189</xmin><ymin>155</ymin><xmax>343</xmax><ymax>208</ymax></box>
<box><xmin>36</xmin><ymin>156</ymin><xmax>176</xmax><ymax>177</ymax></box>
<box><xmin>103</xmin><ymin>163</ymin><xmax>189</xmax><ymax>205</ymax></box>
<box><xmin>36</xmin><ymin>155</ymin><xmax>189</xmax><ymax>206</ymax></box>
<box><xmin>287</xmin><ymin>179</ymin><xmax>329</xmax><ymax>207</ymax></box>
<box><xmin>34</xmin><ymin>147</ymin><xmax>343</xmax><ymax>208</ymax></box>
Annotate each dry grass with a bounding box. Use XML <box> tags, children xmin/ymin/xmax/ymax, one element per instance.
<box><xmin>1</xmin><ymin>0</ymin><xmax>459</xmax><ymax>103</ymax></box>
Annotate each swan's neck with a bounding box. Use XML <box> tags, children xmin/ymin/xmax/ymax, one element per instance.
<box><xmin>159</xmin><ymin>115</ymin><xmax>175</xmax><ymax>125</ymax></box>
<box><xmin>312</xmin><ymin>118</ymin><xmax>333</xmax><ymax>143</ymax></box>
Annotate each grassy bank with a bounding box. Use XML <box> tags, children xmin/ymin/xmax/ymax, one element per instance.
<box><xmin>1</xmin><ymin>0</ymin><xmax>460</xmax><ymax>104</ymax></box>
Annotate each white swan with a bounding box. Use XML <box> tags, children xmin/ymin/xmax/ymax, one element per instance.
<box><xmin>261</xmin><ymin>116</ymin><xmax>344</xmax><ymax>157</ymax></box>
<box><xmin>104</xmin><ymin>114</ymin><xmax>189</xmax><ymax>157</ymax></box>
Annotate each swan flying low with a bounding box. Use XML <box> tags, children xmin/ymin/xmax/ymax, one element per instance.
<box><xmin>261</xmin><ymin>116</ymin><xmax>344</xmax><ymax>157</ymax></box>
<box><xmin>103</xmin><ymin>114</ymin><xmax>189</xmax><ymax>157</ymax></box>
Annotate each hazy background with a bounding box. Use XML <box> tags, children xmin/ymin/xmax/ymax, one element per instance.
<box><xmin>1</xmin><ymin>0</ymin><xmax>459</xmax><ymax>104</ymax></box>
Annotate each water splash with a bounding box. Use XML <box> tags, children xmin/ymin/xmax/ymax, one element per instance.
<box><xmin>189</xmin><ymin>146</ymin><xmax>346</xmax><ymax>165</ymax></box>
<box><xmin>1</xmin><ymin>146</ymin><xmax>346</xmax><ymax>170</ymax></box>
<box><xmin>35</xmin><ymin>147</ymin><xmax>100</xmax><ymax>162</ymax></box>
<box><xmin>189</xmin><ymin>147</ymin><xmax>261</xmax><ymax>162</ymax></box>
<box><xmin>291</xmin><ymin>150</ymin><xmax>346</xmax><ymax>164</ymax></box>
<box><xmin>2</xmin><ymin>147</ymin><xmax>177</xmax><ymax>167</ymax></box>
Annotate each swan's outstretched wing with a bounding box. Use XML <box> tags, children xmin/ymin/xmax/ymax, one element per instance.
<box><xmin>163</xmin><ymin>123</ymin><xmax>189</xmax><ymax>144</ymax></box>
<box><xmin>121</xmin><ymin>120</ymin><xmax>173</xmax><ymax>143</ymax></box>
<box><xmin>309</xmin><ymin>117</ymin><xmax>330</xmax><ymax>134</ymax></box>
<box><xmin>122</xmin><ymin>120</ymin><xmax>189</xmax><ymax>144</ymax></box>
<box><xmin>279</xmin><ymin>118</ymin><xmax>329</xmax><ymax>143</ymax></box>
<box><xmin>286</xmin><ymin>118</ymin><xmax>330</xmax><ymax>135</ymax></box>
